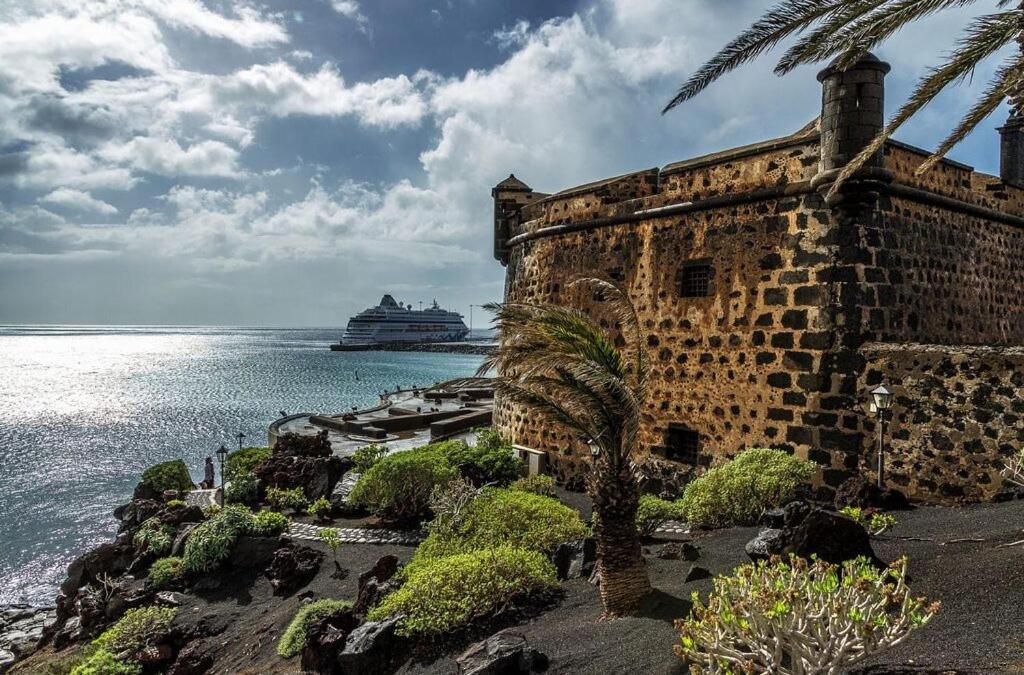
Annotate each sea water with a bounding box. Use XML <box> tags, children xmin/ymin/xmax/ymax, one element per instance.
<box><xmin>0</xmin><ymin>326</ymin><xmax>484</xmax><ymax>605</ymax></box>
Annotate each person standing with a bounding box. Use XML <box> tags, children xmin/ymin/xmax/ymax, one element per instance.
<box><xmin>203</xmin><ymin>456</ymin><xmax>215</xmax><ymax>489</ymax></box>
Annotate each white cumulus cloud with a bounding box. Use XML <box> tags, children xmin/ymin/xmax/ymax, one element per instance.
<box><xmin>41</xmin><ymin>188</ymin><xmax>118</xmax><ymax>215</ymax></box>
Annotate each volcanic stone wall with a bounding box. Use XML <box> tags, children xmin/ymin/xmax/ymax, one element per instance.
<box><xmin>499</xmin><ymin>137</ymin><xmax>853</xmax><ymax>489</ymax></box>
<box><xmin>858</xmin><ymin>343</ymin><xmax>1024</xmax><ymax>501</ymax></box>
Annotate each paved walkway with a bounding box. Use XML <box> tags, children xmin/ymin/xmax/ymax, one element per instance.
<box><xmin>287</xmin><ymin>522</ymin><xmax>423</xmax><ymax>546</ymax></box>
<box><xmin>656</xmin><ymin>520</ymin><xmax>689</xmax><ymax>535</ymax></box>
<box><xmin>287</xmin><ymin>519</ymin><xmax>685</xmax><ymax>545</ymax></box>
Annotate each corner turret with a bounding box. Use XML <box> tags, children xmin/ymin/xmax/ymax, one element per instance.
<box><xmin>813</xmin><ymin>52</ymin><xmax>893</xmax><ymax>207</ymax></box>
<box><xmin>492</xmin><ymin>174</ymin><xmax>544</xmax><ymax>266</ymax></box>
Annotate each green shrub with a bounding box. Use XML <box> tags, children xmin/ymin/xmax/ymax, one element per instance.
<box><xmin>132</xmin><ymin>517</ymin><xmax>175</xmax><ymax>556</ymax></box>
<box><xmin>676</xmin><ymin>556</ymin><xmax>938</xmax><ymax>673</ymax></box>
<box><xmin>202</xmin><ymin>503</ymin><xmax>221</xmax><ymax>519</ymax></box>
<box><xmin>679</xmin><ymin>448</ymin><xmax>815</xmax><ymax>529</ymax></box>
<box><xmin>307</xmin><ymin>497</ymin><xmax>333</xmax><ymax>521</ymax></box>
<box><xmin>351</xmin><ymin>444</ymin><xmax>388</xmax><ymax>473</ymax></box>
<box><xmin>165</xmin><ymin>499</ymin><xmax>186</xmax><ymax>508</ymax></box>
<box><xmin>147</xmin><ymin>557</ymin><xmax>184</xmax><ymax>589</ymax></box>
<box><xmin>224</xmin><ymin>472</ymin><xmax>258</xmax><ymax>504</ymax></box>
<box><xmin>69</xmin><ymin>649</ymin><xmax>141</xmax><ymax>675</ymax></box>
<box><xmin>840</xmin><ymin>507</ymin><xmax>898</xmax><ymax>535</ymax></box>
<box><xmin>225</xmin><ymin>447</ymin><xmax>271</xmax><ymax>481</ymax></box>
<box><xmin>369</xmin><ymin>547</ymin><xmax>557</xmax><ymax>636</ymax></box>
<box><xmin>277</xmin><ymin>599</ymin><xmax>351</xmax><ymax>658</ymax></box>
<box><xmin>250</xmin><ymin>509</ymin><xmax>289</xmax><ymax>537</ymax></box>
<box><xmin>140</xmin><ymin>459</ymin><xmax>193</xmax><ymax>496</ymax></box>
<box><xmin>92</xmin><ymin>605</ymin><xmax>177</xmax><ymax>656</ymax></box>
<box><xmin>409</xmin><ymin>488</ymin><xmax>588</xmax><ymax>574</ymax></box>
<box><xmin>349</xmin><ymin>444</ymin><xmax>459</xmax><ymax>522</ymax></box>
<box><xmin>448</xmin><ymin>430</ymin><xmax>524</xmax><ymax>485</ymax></box>
<box><xmin>636</xmin><ymin>495</ymin><xmax>687</xmax><ymax>537</ymax></box>
<box><xmin>266</xmin><ymin>486</ymin><xmax>309</xmax><ymax>513</ymax></box>
<box><xmin>509</xmin><ymin>474</ymin><xmax>557</xmax><ymax>497</ymax></box>
<box><xmin>182</xmin><ymin>505</ymin><xmax>253</xmax><ymax>573</ymax></box>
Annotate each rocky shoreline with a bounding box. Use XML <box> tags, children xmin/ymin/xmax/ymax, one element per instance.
<box><xmin>0</xmin><ymin>605</ymin><xmax>56</xmax><ymax>672</ymax></box>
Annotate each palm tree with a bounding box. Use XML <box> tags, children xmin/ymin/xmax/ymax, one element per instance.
<box><xmin>478</xmin><ymin>278</ymin><xmax>652</xmax><ymax>617</ymax></box>
<box><xmin>663</xmin><ymin>0</ymin><xmax>1024</xmax><ymax>192</ymax></box>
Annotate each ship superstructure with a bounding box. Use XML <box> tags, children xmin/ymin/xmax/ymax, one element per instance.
<box><xmin>340</xmin><ymin>295</ymin><xmax>469</xmax><ymax>344</ymax></box>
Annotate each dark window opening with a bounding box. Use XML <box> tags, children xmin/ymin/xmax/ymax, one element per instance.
<box><xmin>607</xmin><ymin>267</ymin><xmax>625</xmax><ymax>282</ymax></box>
<box><xmin>664</xmin><ymin>424</ymin><xmax>700</xmax><ymax>464</ymax></box>
<box><xmin>679</xmin><ymin>262</ymin><xmax>713</xmax><ymax>298</ymax></box>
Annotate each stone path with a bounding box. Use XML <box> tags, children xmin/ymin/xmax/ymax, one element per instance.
<box><xmin>185</xmin><ymin>488</ymin><xmax>220</xmax><ymax>509</ymax></box>
<box><xmin>287</xmin><ymin>522</ymin><xmax>423</xmax><ymax>546</ymax></box>
<box><xmin>655</xmin><ymin>520</ymin><xmax>690</xmax><ymax>535</ymax></box>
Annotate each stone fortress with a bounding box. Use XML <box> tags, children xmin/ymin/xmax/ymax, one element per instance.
<box><xmin>490</xmin><ymin>54</ymin><xmax>1024</xmax><ymax>504</ymax></box>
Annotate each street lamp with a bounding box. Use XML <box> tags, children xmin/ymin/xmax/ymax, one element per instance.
<box><xmin>587</xmin><ymin>438</ymin><xmax>601</xmax><ymax>459</ymax></box>
<box><xmin>870</xmin><ymin>385</ymin><xmax>894</xmax><ymax>489</ymax></box>
<box><xmin>236</xmin><ymin>431</ymin><xmax>246</xmax><ymax>452</ymax></box>
<box><xmin>216</xmin><ymin>444</ymin><xmax>229</xmax><ymax>505</ymax></box>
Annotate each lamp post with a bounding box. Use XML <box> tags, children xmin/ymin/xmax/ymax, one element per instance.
<box><xmin>587</xmin><ymin>438</ymin><xmax>601</xmax><ymax>460</ymax></box>
<box><xmin>216</xmin><ymin>444</ymin><xmax>229</xmax><ymax>505</ymax></box>
<box><xmin>236</xmin><ymin>431</ymin><xmax>246</xmax><ymax>453</ymax></box>
<box><xmin>870</xmin><ymin>385</ymin><xmax>894</xmax><ymax>489</ymax></box>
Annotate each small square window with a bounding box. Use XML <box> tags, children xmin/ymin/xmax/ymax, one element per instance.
<box><xmin>679</xmin><ymin>262</ymin><xmax>713</xmax><ymax>298</ymax></box>
<box><xmin>665</xmin><ymin>424</ymin><xmax>700</xmax><ymax>464</ymax></box>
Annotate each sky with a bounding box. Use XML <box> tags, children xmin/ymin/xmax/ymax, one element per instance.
<box><xmin>0</xmin><ymin>0</ymin><xmax>1011</xmax><ymax>327</ymax></box>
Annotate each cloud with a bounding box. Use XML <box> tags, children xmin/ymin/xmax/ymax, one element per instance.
<box><xmin>41</xmin><ymin>188</ymin><xmax>118</xmax><ymax>215</ymax></box>
<box><xmin>327</xmin><ymin>0</ymin><xmax>369</xmax><ymax>29</ymax></box>
<box><xmin>194</xmin><ymin>61</ymin><xmax>428</xmax><ymax>128</ymax></box>
<box><xmin>99</xmin><ymin>137</ymin><xmax>241</xmax><ymax>178</ymax></box>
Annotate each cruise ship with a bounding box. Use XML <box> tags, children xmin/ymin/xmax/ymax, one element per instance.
<box><xmin>338</xmin><ymin>295</ymin><xmax>469</xmax><ymax>345</ymax></box>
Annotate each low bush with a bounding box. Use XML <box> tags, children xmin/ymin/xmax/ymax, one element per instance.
<box><xmin>509</xmin><ymin>474</ymin><xmax>557</xmax><ymax>497</ymax></box>
<box><xmin>182</xmin><ymin>505</ymin><xmax>253</xmax><ymax>573</ymax></box>
<box><xmin>409</xmin><ymin>488</ymin><xmax>589</xmax><ymax>574</ymax></box>
<box><xmin>140</xmin><ymin>459</ymin><xmax>193</xmax><ymax>496</ymax></box>
<box><xmin>676</xmin><ymin>556</ymin><xmax>938</xmax><ymax>674</ymax></box>
<box><xmin>250</xmin><ymin>509</ymin><xmax>289</xmax><ymax>537</ymax></box>
<box><xmin>80</xmin><ymin>606</ymin><xmax>177</xmax><ymax>672</ymax></box>
<box><xmin>277</xmin><ymin>599</ymin><xmax>351</xmax><ymax>658</ymax></box>
<box><xmin>266</xmin><ymin>486</ymin><xmax>309</xmax><ymax>513</ymax></box>
<box><xmin>351</xmin><ymin>444</ymin><xmax>388</xmax><ymax>473</ymax></box>
<box><xmin>225</xmin><ymin>446</ymin><xmax>271</xmax><ymax>481</ymax></box>
<box><xmin>840</xmin><ymin>506</ymin><xmax>898</xmax><ymax>535</ymax></box>
<box><xmin>679</xmin><ymin>448</ymin><xmax>815</xmax><ymax>529</ymax></box>
<box><xmin>224</xmin><ymin>472</ymin><xmax>258</xmax><ymax>505</ymax></box>
<box><xmin>165</xmin><ymin>499</ymin><xmax>186</xmax><ymax>508</ymax></box>
<box><xmin>147</xmin><ymin>557</ymin><xmax>184</xmax><ymax>589</ymax></box>
<box><xmin>448</xmin><ymin>430</ymin><xmax>524</xmax><ymax>485</ymax></box>
<box><xmin>307</xmin><ymin>497</ymin><xmax>333</xmax><ymax>521</ymax></box>
<box><xmin>636</xmin><ymin>495</ymin><xmax>687</xmax><ymax>537</ymax></box>
<box><xmin>349</xmin><ymin>444</ymin><xmax>459</xmax><ymax>522</ymax></box>
<box><xmin>69</xmin><ymin>649</ymin><xmax>141</xmax><ymax>675</ymax></box>
<box><xmin>370</xmin><ymin>546</ymin><xmax>557</xmax><ymax>636</ymax></box>
<box><xmin>132</xmin><ymin>518</ymin><xmax>175</xmax><ymax>556</ymax></box>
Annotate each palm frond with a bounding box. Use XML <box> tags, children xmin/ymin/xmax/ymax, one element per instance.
<box><xmin>918</xmin><ymin>54</ymin><xmax>1024</xmax><ymax>174</ymax></box>
<box><xmin>828</xmin><ymin>0</ymin><xmax>985</xmax><ymax>70</ymax></box>
<box><xmin>826</xmin><ymin>9</ymin><xmax>1020</xmax><ymax>198</ymax></box>
<box><xmin>775</xmin><ymin>0</ymin><xmax>889</xmax><ymax>74</ymax></box>
<box><xmin>492</xmin><ymin>380</ymin><xmax>597</xmax><ymax>441</ymax></box>
<box><xmin>663</xmin><ymin>0</ymin><xmax>848</xmax><ymax>112</ymax></box>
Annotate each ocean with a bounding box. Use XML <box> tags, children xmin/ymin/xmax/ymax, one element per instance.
<box><xmin>0</xmin><ymin>326</ymin><xmax>485</xmax><ymax>606</ymax></box>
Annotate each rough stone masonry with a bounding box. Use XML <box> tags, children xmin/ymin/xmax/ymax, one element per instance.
<box><xmin>489</xmin><ymin>53</ymin><xmax>1024</xmax><ymax>504</ymax></box>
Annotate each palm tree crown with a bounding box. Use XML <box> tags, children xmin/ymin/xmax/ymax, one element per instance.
<box><xmin>478</xmin><ymin>277</ymin><xmax>647</xmax><ymax>467</ymax></box>
<box><xmin>664</xmin><ymin>0</ymin><xmax>1024</xmax><ymax>189</ymax></box>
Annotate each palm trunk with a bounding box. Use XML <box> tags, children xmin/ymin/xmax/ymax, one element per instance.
<box><xmin>589</xmin><ymin>459</ymin><xmax>651</xmax><ymax>617</ymax></box>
